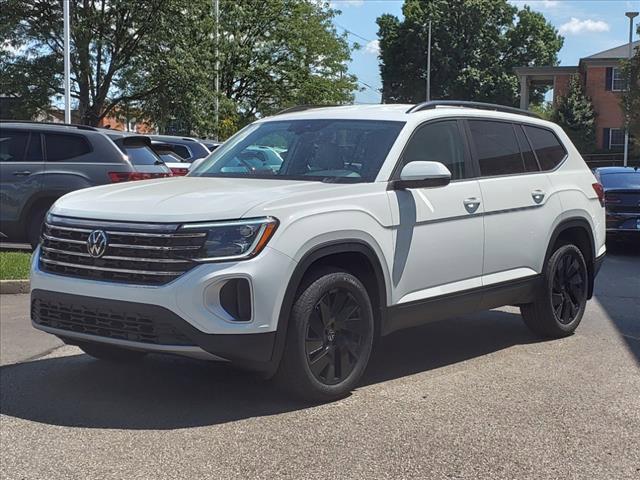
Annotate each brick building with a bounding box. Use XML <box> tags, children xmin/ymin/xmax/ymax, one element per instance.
<box><xmin>515</xmin><ymin>40</ymin><xmax>639</xmax><ymax>151</ymax></box>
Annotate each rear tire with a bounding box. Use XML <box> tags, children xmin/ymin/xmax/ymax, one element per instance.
<box><xmin>276</xmin><ymin>267</ymin><xmax>374</xmax><ymax>402</ymax></box>
<box><xmin>78</xmin><ymin>342</ymin><xmax>147</xmax><ymax>363</ymax></box>
<box><xmin>521</xmin><ymin>244</ymin><xmax>588</xmax><ymax>338</ymax></box>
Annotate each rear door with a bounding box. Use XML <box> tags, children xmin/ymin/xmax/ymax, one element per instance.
<box><xmin>466</xmin><ymin>119</ymin><xmax>563</xmax><ymax>284</ymax></box>
<box><xmin>0</xmin><ymin>129</ymin><xmax>44</xmax><ymax>235</ymax></box>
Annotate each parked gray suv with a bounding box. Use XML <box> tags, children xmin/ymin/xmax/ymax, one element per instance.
<box><xmin>0</xmin><ymin>122</ymin><xmax>172</xmax><ymax>247</ymax></box>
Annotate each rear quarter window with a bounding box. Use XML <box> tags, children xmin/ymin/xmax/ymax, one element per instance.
<box><xmin>44</xmin><ymin>133</ymin><xmax>92</xmax><ymax>161</ymax></box>
<box><xmin>523</xmin><ymin>126</ymin><xmax>567</xmax><ymax>171</ymax></box>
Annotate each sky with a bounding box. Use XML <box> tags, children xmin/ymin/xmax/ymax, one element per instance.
<box><xmin>331</xmin><ymin>0</ymin><xmax>640</xmax><ymax>104</ymax></box>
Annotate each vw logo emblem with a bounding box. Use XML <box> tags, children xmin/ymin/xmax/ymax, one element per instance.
<box><xmin>86</xmin><ymin>230</ymin><xmax>108</xmax><ymax>258</ymax></box>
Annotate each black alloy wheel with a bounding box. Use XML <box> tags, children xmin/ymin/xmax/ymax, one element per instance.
<box><xmin>551</xmin><ymin>249</ymin><xmax>587</xmax><ymax>325</ymax></box>
<box><xmin>305</xmin><ymin>288</ymin><xmax>366</xmax><ymax>385</ymax></box>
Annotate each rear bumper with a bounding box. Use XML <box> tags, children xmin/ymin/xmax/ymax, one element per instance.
<box><xmin>31</xmin><ymin>289</ymin><xmax>276</xmax><ymax>370</ymax></box>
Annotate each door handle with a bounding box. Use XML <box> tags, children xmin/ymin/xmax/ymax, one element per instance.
<box><xmin>12</xmin><ymin>170</ymin><xmax>32</xmax><ymax>177</ymax></box>
<box><xmin>531</xmin><ymin>190</ymin><xmax>545</xmax><ymax>204</ymax></box>
<box><xmin>463</xmin><ymin>197</ymin><xmax>481</xmax><ymax>214</ymax></box>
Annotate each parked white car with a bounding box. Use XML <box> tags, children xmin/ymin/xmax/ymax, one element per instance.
<box><xmin>30</xmin><ymin>102</ymin><xmax>606</xmax><ymax>401</ymax></box>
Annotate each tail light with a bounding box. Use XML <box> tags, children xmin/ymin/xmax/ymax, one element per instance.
<box><xmin>169</xmin><ymin>167</ymin><xmax>189</xmax><ymax>176</ymax></box>
<box><xmin>592</xmin><ymin>183</ymin><xmax>605</xmax><ymax>207</ymax></box>
<box><xmin>108</xmin><ymin>172</ymin><xmax>173</xmax><ymax>183</ymax></box>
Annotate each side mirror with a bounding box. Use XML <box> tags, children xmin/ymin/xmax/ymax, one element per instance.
<box><xmin>392</xmin><ymin>161</ymin><xmax>452</xmax><ymax>189</ymax></box>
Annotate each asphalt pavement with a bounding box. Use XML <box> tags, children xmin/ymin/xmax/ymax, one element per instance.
<box><xmin>0</xmin><ymin>242</ymin><xmax>638</xmax><ymax>479</ymax></box>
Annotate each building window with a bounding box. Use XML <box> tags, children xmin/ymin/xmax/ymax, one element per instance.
<box><xmin>609</xmin><ymin>129</ymin><xmax>625</xmax><ymax>149</ymax></box>
<box><xmin>611</xmin><ymin>68</ymin><xmax>625</xmax><ymax>91</ymax></box>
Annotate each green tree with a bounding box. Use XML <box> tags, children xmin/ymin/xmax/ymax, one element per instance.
<box><xmin>0</xmin><ymin>0</ymin><xmax>357</xmax><ymax>137</ymax></box>
<box><xmin>0</xmin><ymin>0</ymin><xmax>187</xmax><ymax>125</ymax></box>
<box><xmin>621</xmin><ymin>25</ymin><xmax>640</xmax><ymax>152</ymax></box>
<box><xmin>138</xmin><ymin>0</ymin><xmax>357</xmax><ymax>137</ymax></box>
<box><xmin>376</xmin><ymin>0</ymin><xmax>563</xmax><ymax>106</ymax></box>
<box><xmin>552</xmin><ymin>74</ymin><xmax>596</xmax><ymax>153</ymax></box>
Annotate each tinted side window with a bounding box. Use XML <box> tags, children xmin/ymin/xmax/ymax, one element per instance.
<box><xmin>402</xmin><ymin>120</ymin><xmax>467</xmax><ymax>180</ymax></box>
<box><xmin>0</xmin><ymin>129</ymin><xmax>29</xmax><ymax>162</ymax></box>
<box><xmin>44</xmin><ymin>133</ymin><xmax>91</xmax><ymax>161</ymax></box>
<box><xmin>25</xmin><ymin>133</ymin><xmax>43</xmax><ymax>162</ymax></box>
<box><xmin>514</xmin><ymin>125</ymin><xmax>539</xmax><ymax>172</ymax></box>
<box><xmin>469</xmin><ymin>121</ymin><xmax>523</xmax><ymax>176</ymax></box>
<box><xmin>523</xmin><ymin>126</ymin><xmax>566</xmax><ymax>171</ymax></box>
<box><xmin>171</xmin><ymin>144</ymin><xmax>191</xmax><ymax>159</ymax></box>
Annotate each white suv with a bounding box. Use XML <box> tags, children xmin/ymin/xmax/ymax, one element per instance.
<box><xmin>30</xmin><ymin>102</ymin><xmax>606</xmax><ymax>401</ymax></box>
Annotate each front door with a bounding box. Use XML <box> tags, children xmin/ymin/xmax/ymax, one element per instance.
<box><xmin>387</xmin><ymin>120</ymin><xmax>485</xmax><ymax>311</ymax></box>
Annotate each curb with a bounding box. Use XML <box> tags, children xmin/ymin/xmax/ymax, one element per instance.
<box><xmin>0</xmin><ymin>279</ymin><xmax>30</xmax><ymax>295</ymax></box>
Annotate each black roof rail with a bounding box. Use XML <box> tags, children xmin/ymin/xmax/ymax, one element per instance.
<box><xmin>275</xmin><ymin>104</ymin><xmax>340</xmax><ymax>115</ymax></box>
<box><xmin>406</xmin><ymin>101</ymin><xmax>540</xmax><ymax>119</ymax></box>
<box><xmin>0</xmin><ymin>119</ymin><xmax>100</xmax><ymax>131</ymax></box>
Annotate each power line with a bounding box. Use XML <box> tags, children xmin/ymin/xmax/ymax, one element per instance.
<box><xmin>334</xmin><ymin>22</ymin><xmax>374</xmax><ymax>44</ymax></box>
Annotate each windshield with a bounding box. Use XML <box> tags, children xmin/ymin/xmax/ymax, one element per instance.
<box><xmin>190</xmin><ymin>119</ymin><xmax>404</xmax><ymax>183</ymax></box>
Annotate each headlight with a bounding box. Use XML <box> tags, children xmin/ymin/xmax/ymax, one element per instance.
<box><xmin>180</xmin><ymin>217</ymin><xmax>278</xmax><ymax>262</ymax></box>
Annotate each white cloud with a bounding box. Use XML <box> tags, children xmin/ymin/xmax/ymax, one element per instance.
<box><xmin>365</xmin><ymin>39</ymin><xmax>380</xmax><ymax>55</ymax></box>
<box><xmin>330</xmin><ymin>0</ymin><xmax>364</xmax><ymax>7</ymax></box>
<box><xmin>509</xmin><ymin>0</ymin><xmax>559</xmax><ymax>9</ymax></box>
<box><xmin>559</xmin><ymin>17</ymin><xmax>610</xmax><ymax>35</ymax></box>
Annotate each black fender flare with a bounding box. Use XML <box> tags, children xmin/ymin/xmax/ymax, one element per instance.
<box><xmin>263</xmin><ymin>239</ymin><xmax>387</xmax><ymax>377</ymax></box>
<box><xmin>544</xmin><ymin>217</ymin><xmax>597</xmax><ymax>298</ymax></box>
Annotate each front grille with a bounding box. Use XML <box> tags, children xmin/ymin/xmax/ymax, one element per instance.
<box><xmin>39</xmin><ymin>217</ymin><xmax>207</xmax><ymax>285</ymax></box>
<box><xmin>32</xmin><ymin>297</ymin><xmax>195</xmax><ymax>346</ymax></box>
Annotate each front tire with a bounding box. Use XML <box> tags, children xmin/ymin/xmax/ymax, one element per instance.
<box><xmin>78</xmin><ymin>342</ymin><xmax>147</xmax><ymax>362</ymax></box>
<box><xmin>521</xmin><ymin>244</ymin><xmax>588</xmax><ymax>338</ymax></box>
<box><xmin>276</xmin><ymin>268</ymin><xmax>374</xmax><ymax>402</ymax></box>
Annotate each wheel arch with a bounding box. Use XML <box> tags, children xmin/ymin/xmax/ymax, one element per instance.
<box><xmin>266</xmin><ymin>239</ymin><xmax>388</xmax><ymax>377</ymax></box>
<box><xmin>544</xmin><ymin>217</ymin><xmax>597</xmax><ymax>299</ymax></box>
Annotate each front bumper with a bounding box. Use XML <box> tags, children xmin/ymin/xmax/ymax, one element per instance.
<box><xmin>30</xmin><ymin>245</ymin><xmax>297</xmax><ymax>367</ymax></box>
<box><xmin>32</xmin><ymin>289</ymin><xmax>275</xmax><ymax>367</ymax></box>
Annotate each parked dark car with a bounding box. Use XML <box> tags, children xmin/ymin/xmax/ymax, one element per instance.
<box><xmin>199</xmin><ymin>139</ymin><xmax>221</xmax><ymax>151</ymax></box>
<box><xmin>150</xmin><ymin>141</ymin><xmax>190</xmax><ymax>176</ymax></box>
<box><xmin>593</xmin><ymin>166</ymin><xmax>640</xmax><ymax>239</ymax></box>
<box><xmin>0</xmin><ymin>121</ymin><xmax>172</xmax><ymax>247</ymax></box>
<box><xmin>148</xmin><ymin>135</ymin><xmax>210</xmax><ymax>162</ymax></box>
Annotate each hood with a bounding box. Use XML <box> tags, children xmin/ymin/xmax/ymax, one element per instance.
<box><xmin>51</xmin><ymin>176</ymin><xmax>354</xmax><ymax>223</ymax></box>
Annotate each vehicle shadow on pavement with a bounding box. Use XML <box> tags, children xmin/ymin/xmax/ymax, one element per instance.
<box><xmin>0</xmin><ymin>311</ymin><xmax>540</xmax><ymax>430</ymax></box>
<box><xmin>593</xmin><ymin>240</ymin><xmax>640</xmax><ymax>364</ymax></box>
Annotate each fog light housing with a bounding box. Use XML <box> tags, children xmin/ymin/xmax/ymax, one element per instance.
<box><xmin>219</xmin><ymin>278</ymin><xmax>252</xmax><ymax>322</ymax></box>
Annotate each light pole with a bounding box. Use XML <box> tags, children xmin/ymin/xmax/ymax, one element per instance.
<box><xmin>63</xmin><ymin>0</ymin><xmax>71</xmax><ymax>124</ymax></box>
<box><xmin>214</xmin><ymin>0</ymin><xmax>220</xmax><ymax>141</ymax></box>
<box><xmin>426</xmin><ymin>20</ymin><xmax>432</xmax><ymax>102</ymax></box>
<box><xmin>623</xmin><ymin>11</ymin><xmax>638</xmax><ymax>167</ymax></box>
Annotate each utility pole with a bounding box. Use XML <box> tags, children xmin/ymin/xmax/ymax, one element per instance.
<box><xmin>426</xmin><ymin>20</ymin><xmax>432</xmax><ymax>102</ymax></box>
<box><xmin>214</xmin><ymin>0</ymin><xmax>220</xmax><ymax>140</ymax></box>
<box><xmin>63</xmin><ymin>0</ymin><xmax>71</xmax><ymax>123</ymax></box>
<box><xmin>624</xmin><ymin>11</ymin><xmax>638</xmax><ymax>167</ymax></box>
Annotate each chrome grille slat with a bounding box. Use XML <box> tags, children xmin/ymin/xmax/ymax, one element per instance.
<box><xmin>40</xmin><ymin>258</ymin><xmax>183</xmax><ymax>276</ymax></box>
<box><xmin>105</xmin><ymin>230</ymin><xmax>207</xmax><ymax>238</ymax></box>
<box><xmin>41</xmin><ymin>246</ymin><xmax>191</xmax><ymax>264</ymax></box>
<box><xmin>43</xmin><ymin>233</ymin><xmax>86</xmax><ymax>244</ymax></box>
<box><xmin>108</xmin><ymin>243</ymin><xmax>202</xmax><ymax>251</ymax></box>
<box><xmin>40</xmin><ymin>219</ymin><xmax>208</xmax><ymax>285</ymax></box>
